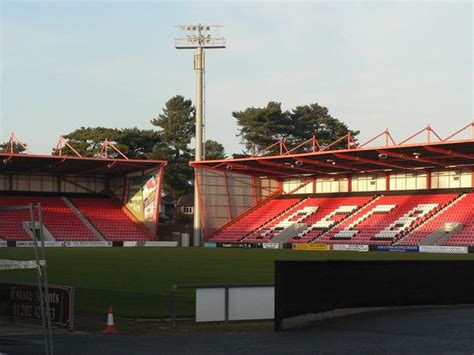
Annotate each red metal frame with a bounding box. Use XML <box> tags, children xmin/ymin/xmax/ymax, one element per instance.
<box><xmin>285</xmin><ymin>135</ymin><xmax>321</xmax><ymax>155</ymax></box>
<box><xmin>358</xmin><ymin>129</ymin><xmax>396</xmax><ymax>149</ymax></box>
<box><xmin>100</xmin><ymin>138</ymin><xmax>129</xmax><ymax>160</ymax></box>
<box><xmin>251</xmin><ymin>176</ymin><xmax>258</xmax><ymax>205</ymax></box>
<box><xmin>153</xmin><ymin>167</ymin><xmax>165</xmax><ymax>240</ymax></box>
<box><xmin>60</xmin><ymin>176</ymin><xmax>99</xmax><ymax>194</ymax></box>
<box><xmin>333</xmin><ymin>153</ymin><xmax>417</xmax><ymax>172</ymax></box>
<box><xmin>282</xmin><ymin>177</ymin><xmax>313</xmax><ymax>195</ymax></box>
<box><xmin>422</xmin><ymin>145</ymin><xmax>474</xmax><ymax>160</ymax></box>
<box><xmin>375</xmin><ymin>149</ymin><xmax>449</xmax><ymax>167</ymax></box>
<box><xmin>250</xmin><ymin>138</ymin><xmax>289</xmax><ymax>157</ymax></box>
<box><xmin>194</xmin><ymin>167</ymin><xmax>206</xmax><ymax>232</ymax></box>
<box><xmin>53</xmin><ymin>136</ymin><xmax>82</xmax><ymax>157</ymax></box>
<box><xmin>196</xmin><ymin>165</ymin><xmax>277</xmax><ymax>195</ymax></box>
<box><xmin>224</xmin><ymin>162</ymin><xmax>292</xmax><ymax>177</ymax></box>
<box><xmin>223</xmin><ymin>171</ymin><xmax>233</xmax><ymax>220</ymax></box>
<box><xmin>398</xmin><ymin>125</ymin><xmax>443</xmax><ymax>145</ymax></box>
<box><xmin>191</xmin><ymin>122</ymin><xmax>474</xmax><ymax>178</ymax></box>
<box><xmin>443</xmin><ymin>121</ymin><xmax>474</xmax><ymax>142</ymax></box>
<box><xmin>1</xmin><ymin>132</ymin><xmax>167</xmax><ymax>241</ymax></box>
<box><xmin>293</xmin><ymin>156</ymin><xmax>360</xmax><ymax>172</ymax></box>
<box><xmin>4</xmin><ymin>132</ymin><xmax>30</xmax><ymax>155</ymax></box>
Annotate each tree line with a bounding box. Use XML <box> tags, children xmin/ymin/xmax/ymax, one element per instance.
<box><xmin>1</xmin><ymin>96</ymin><xmax>358</xmax><ymax>199</ymax></box>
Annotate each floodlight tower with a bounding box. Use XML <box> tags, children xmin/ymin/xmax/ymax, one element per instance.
<box><xmin>175</xmin><ymin>24</ymin><xmax>226</xmax><ymax>247</ymax></box>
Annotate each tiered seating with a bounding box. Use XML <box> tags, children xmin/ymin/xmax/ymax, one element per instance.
<box><xmin>372</xmin><ymin>203</ymin><xmax>439</xmax><ymax>240</ymax></box>
<box><xmin>0</xmin><ymin>197</ymin><xmax>32</xmax><ymax>241</ymax></box>
<box><xmin>243</xmin><ymin>198</ymin><xmax>318</xmax><ymax>243</ymax></box>
<box><xmin>443</xmin><ymin>193</ymin><xmax>474</xmax><ymax>246</ymax></box>
<box><xmin>71</xmin><ymin>198</ymin><xmax>151</xmax><ymax>241</ymax></box>
<box><xmin>400</xmin><ymin>193</ymin><xmax>474</xmax><ymax>246</ymax></box>
<box><xmin>0</xmin><ymin>196</ymin><xmax>97</xmax><ymax>241</ymax></box>
<box><xmin>319</xmin><ymin>193</ymin><xmax>458</xmax><ymax>245</ymax></box>
<box><xmin>290</xmin><ymin>196</ymin><xmax>374</xmax><ymax>243</ymax></box>
<box><xmin>209</xmin><ymin>198</ymin><xmax>301</xmax><ymax>243</ymax></box>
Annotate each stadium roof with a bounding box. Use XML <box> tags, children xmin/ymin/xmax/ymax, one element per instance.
<box><xmin>0</xmin><ymin>153</ymin><xmax>166</xmax><ymax>176</ymax></box>
<box><xmin>191</xmin><ymin>123</ymin><xmax>474</xmax><ymax>179</ymax></box>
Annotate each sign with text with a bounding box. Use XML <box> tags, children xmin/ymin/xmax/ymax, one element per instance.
<box><xmin>372</xmin><ymin>245</ymin><xmax>419</xmax><ymax>253</ymax></box>
<box><xmin>333</xmin><ymin>244</ymin><xmax>369</xmax><ymax>252</ymax></box>
<box><xmin>126</xmin><ymin>169</ymin><xmax>160</xmax><ymax>225</ymax></box>
<box><xmin>419</xmin><ymin>246</ymin><xmax>468</xmax><ymax>254</ymax></box>
<box><xmin>262</xmin><ymin>243</ymin><xmax>280</xmax><ymax>249</ymax></box>
<box><xmin>0</xmin><ymin>283</ymin><xmax>74</xmax><ymax>327</ymax></box>
<box><xmin>292</xmin><ymin>243</ymin><xmax>332</xmax><ymax>251</ymax></box>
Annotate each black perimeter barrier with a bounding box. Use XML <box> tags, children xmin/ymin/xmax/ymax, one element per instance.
<box><xmin>274</xmin><ymin>260</ymin><xmax>474</xmax><ymax>331</ymax></box>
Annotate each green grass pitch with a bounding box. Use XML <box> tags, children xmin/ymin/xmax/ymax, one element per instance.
<box><xmin>1</xmin><ymin>248</ymin><xmax>473</xmax><ymax>318</ymax></box>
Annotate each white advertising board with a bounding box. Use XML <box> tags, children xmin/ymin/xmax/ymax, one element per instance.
<box><xmin>16</xmin><ymin>241</ymin><xmax>112</xmax><ymax>248</ymax></box>
<box><xmin>123</xmin><ymin>241</ymin><xmax>178</xmax><ymax>247</ymax></box>
<box><xmin>196</xmin><ymin>286</ymin><xmax>275</xmax><ymax>322</ymax></box>
<box><xmin>262</xmin><ymin>243</ymin><xmax>280</xmax><ymax>249</ymax></box>
<box><xmin>65</xmin><ymin>241</ymin><xmax>112</xmax><ymax>247</ymax></box>
<box><xmin>16</xmin><ymin>241</ymin><xmax>66</xmax><ymax>248</ymax></box>
<box><xmin>228</xmin><ymin>287</ymin><xmax>274</xmax><ymax>321</ymax></box>
<box><xmin>419</xmin><ymin>246</ymin><xmax>468</xmax><ymax>254</ymax></box>
<box><xmin>333</xmin><ymin>244</ymin><xmax>369</xmax><ymax>252</ymax></box>
<box><xmin>196</xmin><ymin>288</ymin><xmax>226</xmax><ymax>322</ymax></box>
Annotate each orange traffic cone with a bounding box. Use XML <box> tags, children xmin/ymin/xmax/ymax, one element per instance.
<box><xmin>102</xmin><ymin>305</ymin><xmax>119</xmax><ymax>334</ymax></box>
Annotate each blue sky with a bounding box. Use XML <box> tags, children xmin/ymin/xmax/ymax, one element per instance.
<box><xmin>1</xmin><ymin>1</ymin><xmax>473</xmax><ymax>155</ymax></box>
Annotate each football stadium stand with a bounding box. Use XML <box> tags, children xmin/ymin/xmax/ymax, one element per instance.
<box><xmin>1</xmin><ymin>124</ymin><xmax>473</xmax><ymax>247</ymax></box>
<box><xmin>0</xmin><ymin>195</ymin><xmax>152</xmax><ymax>241</ymax></box>
<box><xmin>0</xmin><ymin>146</ymin><xmax>166</xmax><ymax>242</ymax></box>
<box><xmin>208</xmin><ymin>192</ymin><xmax>473</xmax><ymax>246</ymax></box>
<box><xmin>0</xmin><ymin>196</ymin><xmax>97</xmax><ymax>241</ymax></box>
<box><xmin>194</xmin><ymin>122</ymin><xmax>474</xmax><ymax>248</ymax></box>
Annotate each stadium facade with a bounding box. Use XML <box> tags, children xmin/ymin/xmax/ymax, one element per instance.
<box><xmin>0</xmin><ymin>149</ymin><xmax>166</xmax><ymax>243</ymax></box>
<box><xmin>191</xmin><ymin>122</ymin><xmax>474</xmax><ymax>248</ymax></box>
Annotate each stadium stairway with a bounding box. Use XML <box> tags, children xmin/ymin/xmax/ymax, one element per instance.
<box><xmin>62</xmin><ymin>197</ymin><xmax>105</xmax><ymax>241</ymax></box>
<box><xmin>395</xmin><ymin>193</ymin><xmax>467</xmax><ymax>246</ymax></box>
<box><xmin>442</xmin><ymin>193</ymin><xmax>474</xmax><ymax>246</ymax></box>
<box><xmin>317</xmin><ymin>193</ymin><xmax>459</xmax><ymax>246</ymax></box>
<box><xmin>241</xmin><ymin>197</ymin><xmax>314</xmax><ymax>244</ymax></box>
<box><xmin>70</xmin><ymin>197</ymin><xmax>152</xmax><ymax>241</ymax></box>
<box><xmin>291</xmin><ymin>195</ymin><xmax>378</xmax><ymax>244</ymax></box>
<box><xmin>209</xmin><ymin>198</ymin><xmax>303</xmax><ymax>244</ymax></box>
<box><xmin>398</xmin><ymin>193</ymin><xmax>474</xmax><ymax>247</ymax></box>
<box><xmin>0</xmin><ymin>196</ymin><xmax>99</xmax><ymax>241</ymax></box>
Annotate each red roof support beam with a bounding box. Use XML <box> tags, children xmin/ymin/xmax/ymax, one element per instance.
<box><xmin>375</xmin><ymin>149</ymin><xmax>449</xmax><ymax>167</ymax></box>
<box><xmin>320</xmin><ymin>134</ymin><xmax>351</xmax><ymax>151</ymax></box>
<box><xmin>398</xmin><ymin>125</ymin><xmax>443</xmax><ymax>146</ymax></box>
<box><xmin>333</xmin><ymin>153</ymin><xmax>417</xmax><ymax>171</ymax></box>
<box><xmin>251</xmin><ymin>138</ymin><xmax>289</xmax><ymax>157</ymax></box>
<box><xmin>443</xmin><ymin>121</ymin><xmax>474</xmax><ymax>141</ymax></box>
<box><xmin>256</xmin><ymin>159</ymin><xmax>322</xmax><ymax>174</ymax></box>
<box><xmin>359</xmin><ymin>129</ymin><xmax>396</xmax><ymax>149</ymax></box>
<box><xmin>224</xmin><ymin>162</ymin><xmax>292</xmax><ymax>177</ymax></box>
<box><xmin>284</xmin><ymin>136</ymin><xmax>321</xmax><ymax>155</ymax></box>
<box><xmin>294</xmin><ymin>157</ymin><xmax>362</xmax><ymax>172</ymax></box>
<box><xmin>423</xmin><ymin>145</ymin><xmax>474</xmax><ymax>160</ymax></box>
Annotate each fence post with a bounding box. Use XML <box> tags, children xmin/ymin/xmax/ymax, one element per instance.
<box><xmin>170</xmin><ymin>285</ymin><xmax>177</xmax><ymax>328</ymax></box>
<box><xmin>224</xmin><ymin>286</ymin><xmax>229</xmax><ymax>324</ymax></box>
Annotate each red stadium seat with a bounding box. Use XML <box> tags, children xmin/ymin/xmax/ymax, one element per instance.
<box><xmin>0</xmin><ymin>196</ymin><xmax>97</xmax><ymax>241</ymax></box>
<box><xmin>71</xmin><ymin>198</ymin><xmax>150</xmax><ymax>241</ymax></box>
